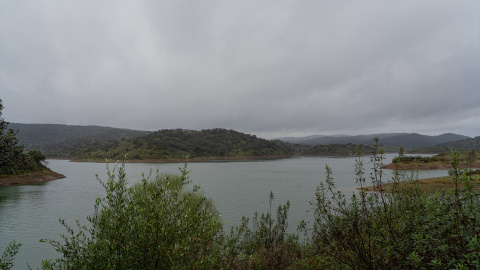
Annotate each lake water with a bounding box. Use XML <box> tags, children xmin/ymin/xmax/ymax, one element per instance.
<box><xmin>0</xmin><ymin>155</ymin><xmax>449</xmax><ymax>268</ymax></box>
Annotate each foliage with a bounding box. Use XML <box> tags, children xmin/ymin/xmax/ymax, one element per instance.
<box><xmin>392</xmin><ymin>150</ymin><xmax>479</xmax><ymax>167</ymax></box>
<box><xmin>40</xmin><ymin>162</ymin><xmax>224</xmax><ymax>269</ymax></box>
<box><xmin>416</xmin><ymin>136</ymin><xmax>480</xmax><ymax>153</ymax></box>
<box><xmin>8</xmin><ymin>137</ymin><xmax>479</xmax><ymax>269</ymax></box>
<box><xmin>0</xmin><ymin>241</ymin><xmax>21</xmax><ymax>270</ymax></box>
<box><xmin>35</xmin><ymin>128</ymin><xmax>376</xmax><ymax>160</ymax></box>
<box><xmin>302</xmin><ymin>139</ymin><xmax>480</xmax><ymax>269</ymax></box>
<box><xmin>9</xmin><ymin>123</ymin><xmax>150</xmax><ymax>154</ymax></box>
<box><xmin>0</xmin><ymin>99</ymin><xmax>47</xmax><ymax>175</ymax></box>
<box><xmin>219</xmin><ymin>191</ymin><xmax>302</xmax><ymax>269</ymax></box>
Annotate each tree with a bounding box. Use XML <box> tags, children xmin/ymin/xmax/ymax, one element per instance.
<box><xmin>467</xmin><ymin>149</ymin><xmax>476</xmax><ymax>170</ymax></box>
<box><xmin>0</xmin><ymin>99</ymin><xmax>25</xmax><ymax>174</ymax></box>
<box><xmin>0</xmin><ymin>99</ymin><xmax>45</xmax><ymax>175</ymax></box>
<box><xmin>399</xmin><ymin>146</ymin><xmax>405</xmax><ymax>157</ymax></box>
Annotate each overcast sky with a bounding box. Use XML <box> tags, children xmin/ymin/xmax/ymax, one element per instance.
<box><xmin>1</xmin><ymin>1</ymin><xmax>479</xmax><ymax>139</ymax></box>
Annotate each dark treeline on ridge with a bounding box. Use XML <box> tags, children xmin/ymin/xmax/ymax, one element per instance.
<box><xmin>43</xmin><ymin>128</ymin><xmax>375</xmax><ymax>160</ymax></box>
<box><xmin>9</xmin><ymin>122</ymin><xmax>478</xmax><ymax>161</ymax></box>
<box><xmin>0</xmin><ymin>100</ymin><xmax>49</xmax><ymax>176</ymax></box>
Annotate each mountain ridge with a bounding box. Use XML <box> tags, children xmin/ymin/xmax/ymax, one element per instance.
<box><xmin>276</xmin><ymin>132</ymin><xmax>470</xmax><ymax>148</ymax></box>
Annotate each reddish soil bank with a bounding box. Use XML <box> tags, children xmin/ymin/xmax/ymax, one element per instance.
<box><xmin>0</xmin><ymin>170</ymin><xmax>65</xmax><ymax>187</ymax></box>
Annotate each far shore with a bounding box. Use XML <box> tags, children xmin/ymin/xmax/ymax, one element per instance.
<box><xmin>67</xmin><ymin>155</ymin><xmax>294</xmax><ymax>163</ymax></box>
<box><xmin>0</xmin><ymin>170</ymin><xmax>66</xmax><ymax>187</ymax></box>
<box><xmin>382</xmin><ymin>161</ymin><xmax>480</xmax><ymax>170</ymax></box>
<box><xmin>52</xmin><ymin>152</ymin><xmax>374</xmax><ymax>163</ymax></box>
<box><xmin>359</xmin><ymin>170</ymin><xmax>480</xmax><ymax>193</ymax></box>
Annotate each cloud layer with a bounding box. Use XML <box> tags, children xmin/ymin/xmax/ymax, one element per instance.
<box><xmin>1</xmin><ymin>1</ymin><xmax>479</xmax><ymax>138</ymax></box>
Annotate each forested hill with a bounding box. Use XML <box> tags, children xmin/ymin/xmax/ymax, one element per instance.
<box><xmin>59</xmin><ymin>128</ymin><xmax>291</xmax><ymax>160</ymax></box>
<box><xmin>9</xmin><ymin>123</ymin><xmax>150</xmax><ymax>153</ymax></box>
<box><xmin>416</xmin><ymin>136</ymin><xmax>480</xmax><ymax>153</ymax></box>
<box><xmin>41</xmin><ymin>128</ymin><xmax>375</xmax><ymax>160</ymax></box>
<box><xmin>438</xmin><ymin>136</ymin><xmax>480</xmax><ymax>150</ymax></box>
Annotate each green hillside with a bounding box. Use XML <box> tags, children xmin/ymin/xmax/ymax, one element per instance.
<box><xmin>9</xmin><ymin>123</ymin><xmax>150</xmax><ymax>155</ymax></box>
<box><xmin>64</xmin><ymin>128</ymin><xmax>291</xmax><ymax>160</ymax></box>
<box><xmin>44</xmin><ymin>128</ymin><xmax>375</xmax><ymax>161</ymax></box>
<box><xmin>415</xmin><ymin>136</ymin><xmax>480</xmax><ymax>153</ymax></box>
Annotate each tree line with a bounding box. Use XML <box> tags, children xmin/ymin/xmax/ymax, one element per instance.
<box><xmin>40</xmin><ymin>128</ymin><xmax>377</xmax><ymax>160</ymax></box>
<box><xmin>0</xmin><ymin>99</ymin><xmax>47</xmax><ymax>175</ymax></box>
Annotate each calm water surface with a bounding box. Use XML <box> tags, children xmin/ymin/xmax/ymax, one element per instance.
<box><xmin>1</xmin><ymin>155</ymin><xmax>448</xmax><ymax>268</ymax></box>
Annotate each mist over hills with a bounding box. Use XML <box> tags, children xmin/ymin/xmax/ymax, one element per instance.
<box><xmin>277</xmin><ymin>133</ymin><xmax>470</xmax><ymax>148</ymax></box>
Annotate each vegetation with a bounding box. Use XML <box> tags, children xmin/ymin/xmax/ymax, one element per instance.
<box><xmin>9</xmin><ymin>123</ymin><xmax>150</xmax><ymax>154</ymax></box>
<box><xmin>388</xmin><ymin>151</ymin><xmax>480</xmax><ymax>170</ymax></box>
<box><xmin>280</xmin><ymin>132</ymin><xmax>469</xmax><ymax>148</ymax></box>
<box><xmin>0</xmin><ymin>99</ymin><xmax>48</xmax><ymax>175</ymax></box>
<box><xmin>0</xmin><ymin>139</ymin><xmax>465</xmax><ymax>269</ymax></box>
<box><xmin>362</xmin><ymin>170</ymin><xmax>480</xmax><ymax>193</ymax></box>
<box><xmin>39</xmin><ymin>163</ymin><xmax>224</xmax><ymax>269</ymax></box>
<box><xmin>300</xmin><ymin>144</ymin><xmax>480</xmax><ymax>269</ymax></box>
<box><xmin>3</xmin><ymin>131</ymin><xmax>480</xmax><ymax>268</ymax></box>
<box><xmin>0</xmin><ymin>241</ymin><xmax>21</xmax><ymax>270</ymax></box>
<box><xmin>35</xmin><ymin>128</ymin><xmax>376</xmax><ymax>160</ymax></box>
<box><xmin>11</xmin><ymin>123</ymin><xmax>476</xmax><ymax>160</ymax></box>
<box><xmin>415</xmin><ymin>136</ymin><xmax>480</xmax><ymax>153</ymax></box>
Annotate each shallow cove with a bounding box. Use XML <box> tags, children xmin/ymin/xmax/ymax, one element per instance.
<box><xmin>0</xmin><ymin>155</ymin><xmax>449</xmax><ymax>268</ymax></box>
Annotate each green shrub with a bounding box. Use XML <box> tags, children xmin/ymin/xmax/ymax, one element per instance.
<box><xmin>305</xmin><ymin>140</ymin><xmax>480</xmax><ymax>269</ymax></box>
<box><xmin>0</xmin><ymin>241</ymin><xmax>21</xmax><ymax>270</ymax></box>
<box><xmin>40</xmin><ymin>162</ymin><xmax>223</xmax><ymax>269</ymax></box>
<box><xmin>221</xmin><ymin>191</ymin><xmax>302</xmax><ymax>269</ymax></box>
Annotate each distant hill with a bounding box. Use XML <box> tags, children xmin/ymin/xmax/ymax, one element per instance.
<box><xmin>416</xmin><ymin>136</ymin><xmax>480</xmax><ymax>153</ymax></box>
<box><xmin>9</xmin><ymin>123</ymin><xmax>150</xmax><ymax>154</ymax></box>
<box><xmin>11</xmin><ymin>123</ymin><xmax>472</xmax><ymax>160</ymax></box>
<box><xmin>56</xmin><ymin>128</ymin><xmax>295</xmax><ymax>160</ymax></box>
<box><xmin>277</xmin><ymin>133</ymin><xmax>470</xmax><ymax>148</ymax></box>
<box><xmin>65</xmin><ymin>128</ymin><xmax>382</xmax><ymax>160</ymax></box>
<box><xmin>9</xmin><ymin>125</ymin><xmax>377</xmax><ymax>160</ymax></box>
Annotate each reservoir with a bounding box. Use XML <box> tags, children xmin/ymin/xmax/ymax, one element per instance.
<box><xmin>0</xmin><ymin>155</ymin><xmax>449</xmax><ymax>268</ymax></box>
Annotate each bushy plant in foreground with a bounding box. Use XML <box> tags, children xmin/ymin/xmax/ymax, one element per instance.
<box><xmin>220</xmin><ymin>191</ymin><xmax>302</xmax><ymax>269</ymax></box>
<box><xmin>301</xmin><ymin>139</ymin><xmax>480</xmax><ymax>269</ymax></box>
<box><xmin>0</xmin><ymin>241</ymin><xmax>21</xmax><ymax>270</ymax></box>
<box><xmin>40</xmin><ymin>162</ymin><xmax>223</xmax><ymax>269</ymax></box>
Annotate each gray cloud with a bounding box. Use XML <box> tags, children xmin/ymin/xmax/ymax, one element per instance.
<box><xmin>1</xmin><ymin>0</ymin><xmax>479</xmax><ymax>138</ymax></box>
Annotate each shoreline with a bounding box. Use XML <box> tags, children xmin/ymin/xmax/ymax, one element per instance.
<box><xmin>382</xmin><ymin>161</ymin><xmax>480</xmax><ymax>170</ymax></box>
<box><xmin>360</xmin><ymin>169</ymin><xmax>480</xmax><ymax>193</ymax></box>
<box><xmin>0</xmin><ymin>170</ymin><xmax>66</xmax><ymax>187</ymax></box>
<box><xmin>55</xmin><ymin>153</ymin><xmax>379</xmax><ymax>163</ymax></box>
<box><xmin>69</xmin><ymin>155</ymin><xmax>294</xmax><ymax>163</ymax></box>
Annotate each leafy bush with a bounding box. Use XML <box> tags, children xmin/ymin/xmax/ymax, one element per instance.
<box><xmin>303</xmin><ymin>139</ymin><xmax>480</xmax><ymax>269</ymax></box>
<box><xmin>0</xmin><ymin>241</ymin><xmax>21</xmax><ymax>270</ymax></box>
<box><xmin>219</xmin><ymin>191</ymin><xmax>302</xmax><ymax>269</ymax></box>
<box><xmin>40</xmin><ymin>162</ymin><xmax>223</xmax><ymax>269</ymax></box>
